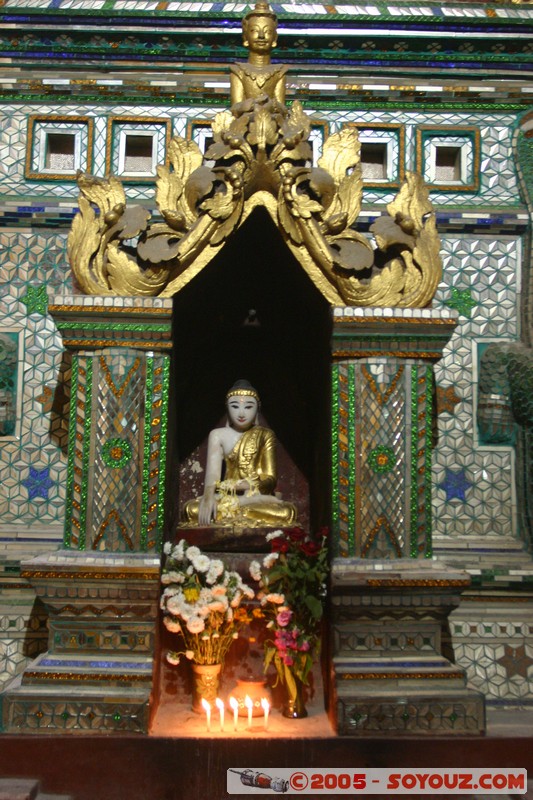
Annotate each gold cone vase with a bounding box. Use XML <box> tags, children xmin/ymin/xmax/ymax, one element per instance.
<box><xmin>191</xmin><ymin>663</ymin><xmax>222</xmax><ymax>713</ymax></box>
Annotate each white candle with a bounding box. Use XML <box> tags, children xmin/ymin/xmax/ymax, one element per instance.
<box><xmin>261</xmin><ymin>697</ymin><xmax>270</xmax><ymax>731</ymax></box>
<box><xmin>229</xmin><ymin>696</ymin><xmax>239</xmax><ymax>731</ymax></box>
<box><xmin>201</xmin><ymin>698</ymin><xmax>211</xmax><ymax>733</ymax></box>
<box><xmin>245</xmin><ymin>695</ymin><xmax>253</xmax><ymax>729</ymax></box>
<box><xmin>215</xmin><ymin>697</ymin><xmax>225</xmax><ymax>733</ymax></box>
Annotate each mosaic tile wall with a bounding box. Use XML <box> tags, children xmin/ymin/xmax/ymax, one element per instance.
<box><xmin>0</xmin><ymin>104</ymin><xmax>527</xmax><ymax>543</ymax></box>
<box><xmin>0</xmin><ymin>105</ymin><xmax>523</xmax><ymax>207</ymax></box>
<box><xmin>0</xmin><ymin>232</ymin><xmax>71</xmax><ymax>526</ymax></box>
<box><xmin>432</xmin><ymin>236</ymin><xmax>520</xmax><ymax>545</ymax></box>
<box><xmin>1</xmin><ymin>94</ymin><xmax>531</xmax><ymax>707</ymax></box>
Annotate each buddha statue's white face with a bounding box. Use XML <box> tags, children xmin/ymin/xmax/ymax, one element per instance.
<box><xmin>226</xmin><ymin>394</ymin><xmax>258</xmax><ymax>431</ymax></box>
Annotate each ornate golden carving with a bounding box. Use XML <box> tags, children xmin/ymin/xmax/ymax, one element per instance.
<box><xmin>67</xmin><ymin>2</ymin><xmax>442</xmax><ymax>308</ymax></box>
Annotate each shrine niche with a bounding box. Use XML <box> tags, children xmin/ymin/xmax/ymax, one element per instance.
<box><xmin>1</xmin><ymin>1</ymin><xmax>486</xmax><ymax>739</ymax></box>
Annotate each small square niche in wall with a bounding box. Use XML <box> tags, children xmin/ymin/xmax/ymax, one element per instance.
<box><xmin>360</xmin><ymin>142</ymin><xmax>388</xmax><ymax>182</ymax></box>
<box><xmin>26</xmin><ymin>116</ymin><xmax>93</xmax><ymax>180</ymax></box>
<box><xmin>45</xmin><ymin>132</ymin><xmax>76</xmax><ymax>171</ymax></box>
<box><xmin>434</xmin><ymin>145</ymin><xmax>462</xmax><ymax>183</ymax></box>
<box><xmin>417</xmin><ymin>126</ymin><xmax>480</xmax><ymax>191</ymax></box>
<box><xmin>121</xmin><ymin>133</ymin><xmax>156</xmax><ymax>176</ymax></box>
<box><xmin>341</xmin><ymin>123</ymin><xmax>405</xmax><ymax>188</ymax></box>
<box><xmin>107</xmin><ymin>117</ymin><xmax>171</xmax><ymax>181</ymax></box>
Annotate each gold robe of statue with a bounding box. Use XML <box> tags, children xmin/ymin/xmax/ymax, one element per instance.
<box><xmin>184</xmin><ymin>426</ymin><xmax>297</xmax><ymax>527</ymax></box>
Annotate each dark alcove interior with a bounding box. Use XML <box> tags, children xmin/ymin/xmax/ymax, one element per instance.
<box><xmin>166</xmin><ymin>206</ymin><xmax>332</xmax><ymax>535</ymax></box>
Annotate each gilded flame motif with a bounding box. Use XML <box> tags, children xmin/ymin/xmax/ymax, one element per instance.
<box><xmin>67</xmin><ymin>2</ymin><xmax>442</xmax><ymax>307</ymax></box>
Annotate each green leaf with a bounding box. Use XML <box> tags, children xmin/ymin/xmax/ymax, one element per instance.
<box><xmin>283</xmin><ymin>662</ymin><xmax>297</xmax><ymax>702</ymax></box>
<box><xmin>264</xmin><ymin>645</ymin><xmax>276</xmax><ymax>672</ymax></box>
<box><xmin>304</xmin><ymin>594</ymin><xmax>323</xmax><ymax>620</ymax></box>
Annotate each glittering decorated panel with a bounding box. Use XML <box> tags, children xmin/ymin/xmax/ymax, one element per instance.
<box><xmin>63</xmin><ymin>349</ymin><xmax>169</xmax><ymax>553</ymax></box>
<box><xmin>332</xmin><ymin>356</ymin><xmax>436</xmax><ymax>560</ymax></box>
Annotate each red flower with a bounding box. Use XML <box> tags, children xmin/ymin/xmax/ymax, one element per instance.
<box><xmin>301</xmin><ymin>541</ymin><xmax>321</xmax><ymax>556</ymax></box>
<box><xmin>286</xmin><ymin>527</ymin><xmax>306</xmax><ymax>542</ymax></box>
<box><xmin>272</xmin><ymin>538</ymin><xmax>289</xmax><ymax>553</ymax></box>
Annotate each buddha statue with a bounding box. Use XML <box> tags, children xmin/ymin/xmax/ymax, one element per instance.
<box><xmin>230</xmin><ymin>1</ymin><xmax>288</xmax><ymax>112</ymax></box>
<box><xmin>183</xmin><ymin>380</ymin><xmax>297</xmax><ymax>527</ymax></box>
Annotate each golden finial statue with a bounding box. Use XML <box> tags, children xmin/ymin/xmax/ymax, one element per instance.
<box><xmin>230</xmin><ymin>0</ymin><xmax>287</xmax><ymax>108</ymax></box>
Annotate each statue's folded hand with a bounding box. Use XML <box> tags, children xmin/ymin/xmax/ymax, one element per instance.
<box><xmin>198</xmin><ymin>487</ymin><xmax>217</xmax><ymax>526</ymax></box>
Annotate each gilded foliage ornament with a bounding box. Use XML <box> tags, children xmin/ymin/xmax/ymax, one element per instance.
<box><xmin>67</xmin><ymin>4</ymin><xmax>442</xmax><ymax>307</ymax></box>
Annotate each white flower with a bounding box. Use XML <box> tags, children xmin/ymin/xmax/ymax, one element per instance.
<box><xmin>163</xmin><ymin>542</ymin><xmax>172</xmax><ymax>555</ymax></box>
<box><xmin>242</xmin><ymin>585</ymin><xmax>255</xmax><ymax>600</ymax></box>
<box><xmin>226</xmin><ymin>607</ymin><xmax>234</xmax><ymax>622</ymax></box>
<box><xmin>209</xmin><ymin>599</ymin><xmax>228</xmax><ymax>613</ymax></box>
<box><xmin>264</xmin><ymin>592</ymin><xmax>285</xmax><ymax>604</ymax></box>
<box><xmin>266</xmin><ymin>530</ymin><xmax>283</xmax><ymax>541</ymax></box>
<box><xmin>166</xmin><ymin>651</ymin><xmax>180</xmax><ymax>666</ymax></box>
<box><xmin>163</xmin><ymin>618</ymin><xmax>182</xmax><ymax>633</ymax></box>
<box><xmin>230</xmin><ymin>591</ymin><xmax>242</xmax><ymax>608</ymax></box>
<box><xmin>263</xmin><ymin>552</ymin><xmax>279</xmax><ymax>569</ymax></box>
<box><xmin>162</xmin><ymin>570</ymin><xmax>184</xmax><ymax>585</ymax></box>
<box><xmin>211</xmin><ymin>585</ymin><xmax>227</xmax><ymax>596</ymax></box>
<box><xmin>186</xmin><ymin>565</ymin><xmax>194</xmax><ymax>575</ymax></box>
<box><xmin>185</xmin><ymin>650</ymin><xmax>194</xmax><ymax>660</ymax></box>
<box><xmin>232</xmin><ymin>632</ymin><xmax>239</xmax><ymax>639</ymax></box>
<box><xmin>212</xmin><ymin>632</ymin><xmax>220</xmax><ymax>639</ymax></box>
<box><xmin>266</xmin><ymin>620</ymin><xmax>274</xmax><ymax>628</ymax></box>
<box><xmin>206</xmin><ymin>559</ymin><xmax>225</xmax><ymax>584</ymax></box>
<box><xmin>249</xmin><ymin>560</ymin><xmax>261</xmax><ymax>581</ymax></box>
<box><xmin>166</xmin><ymin>596</ymin><xmax>184</xmax><ymax>615</ymax></box>
<box><xmin>185</xmin><ymin>546</ymin><xmax>200</xmax><ymax>561</ymax></box>
<box><xmin>186</xmin><ymin>616</ymin><xmax>205</xmax><ymax>634</ymax></box>
<box><xmin>172</xmin><ymin>540</ymin><xmax>186</xmax><ymax>559</ymax></box>
<box><xmin>192</xmin><ymin>554</ymin><xmax>211</xmax><ymax>573</ymax></box>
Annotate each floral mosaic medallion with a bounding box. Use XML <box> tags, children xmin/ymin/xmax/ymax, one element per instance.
<box><xmin>102</xmin><ymin>437</ymin><xmax>133</xmax><ymax>469</ymax></box>
<box><xmin>368</xmin><ymin>446</ymin><xmax>396</xmax><ymax>475</ymax></box>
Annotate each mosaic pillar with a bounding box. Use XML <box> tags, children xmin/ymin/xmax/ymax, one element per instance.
<box><xmin>329</xmin><ymin>307</ymin><xmax>485</xmax><ymax>735</ymax></box>
<box><xmin>1</xmin><ymin>296</ymin><xmax>172</xmax><ymax>734</ymax></box>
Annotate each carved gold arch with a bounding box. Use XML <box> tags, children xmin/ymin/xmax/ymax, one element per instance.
<box><xmin>68</xmin><ymin>98</ymin><xmax>442</xmax><ymax>309</ymax></box>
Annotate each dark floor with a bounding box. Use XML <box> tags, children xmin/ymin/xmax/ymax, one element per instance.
<box><xmin>0</xmin><ymin>710</ymin><xmax>532</xmax><ymax>800</ymax></box>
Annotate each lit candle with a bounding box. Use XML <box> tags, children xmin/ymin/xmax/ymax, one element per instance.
<box><xmin>215</xmin><ymin>697</ymin><xmax>225</xmax><ymax>733</ymax></box>
<box><xmin>201</xmin><ymin>698</ymin><xmax>211</xmax><ymax>733</ymax></box>
<box><xmin>229</xmin><ymin>696</ymin><xmax>239</xmax><ymax>732</ymax></box>
<box><xmin>245</xmin><ymin>695</ymin><xmax>253</xmax><ymax>729</ymax></box>
<box><xmin>261</xmin><ymin>697</ymin><xmax>270</xmax><ymax>731</ymax></box>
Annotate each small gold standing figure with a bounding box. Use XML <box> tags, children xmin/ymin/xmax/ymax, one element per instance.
<box><xmin>230</xmin><ymin>1</ymin><xmax>288</xmax><ymax>111</ymax></box>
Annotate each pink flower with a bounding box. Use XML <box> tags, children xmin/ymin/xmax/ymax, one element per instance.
<box><xmin>283</xmin><ymin>655</ymin><xmax>294</xmax><ymax>666</ymax></box>
<box><xmin>299</xmin><ymin>640</ymin><xmax>310</xmax><ymax>652</ymax></box>
<box><xmin>276</xmin><ymin>609</ymin><xmax>293</xmax><ymax>627</ymax></box>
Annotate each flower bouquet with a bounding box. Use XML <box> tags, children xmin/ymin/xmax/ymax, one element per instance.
<box><xmin>161</xmin><ymin>539</ymin><xmax>255</xmax><ymax>708</ymax></box>
<box><xmin>250</xmin><ymin>527</ymin><xmax>328</xmax><ymax>717</ymax></box>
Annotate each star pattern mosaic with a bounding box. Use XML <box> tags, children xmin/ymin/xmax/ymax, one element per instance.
<box><xmin>444</xmin><ymin>287</ymin><xmax>477</xmax><ymax>318</ymax></box>
<box><xmin>436</xmin><ymin>385</ymin><xmax>462</xmax><ymax>416</ymax></box>
<box><xmin>438</xmin><ymin>468</ymin><xmax>472</xmax><ymax>503</ymax></box>
<box><xmin>452</xmin><ymin>617</ymin><xmax>533</xmax><ymax>702</ymax></box>
<box><xmin>20</xmin><ymin>284</ymin><xmax>48</xmax><ymax>316</ymax></box>
<box><xmin>21</xmin><ymin>466</ymin><xmax>55</xmax><ymax>501</ymax></box>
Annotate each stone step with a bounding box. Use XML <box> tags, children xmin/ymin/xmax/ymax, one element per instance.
<box><xmin>0</xmin><ymin>781</ymin><xmax>71</xmax><ymax>800</ymax></box>
<box><xmin>2</xmin><ymin>673</ymin><xmax>150</xmax><ymax>735</ymax></box>
<box><xmin>20</xmin><ymin>652</ymin><xmax>154</xmax><ymax>689</ymax></box>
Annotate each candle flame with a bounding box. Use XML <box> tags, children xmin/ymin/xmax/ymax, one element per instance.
<box><xmin>215</xmin><ymin>697</ymin><xmax>224</xmax><ymax>712</ymax></box>
<box><xmin>244</xmin><ymin>695</ymin><xmax>253</xmax><ymax>709</ymax></box>
<box><xmin>201</xmin><ymin>698</ymin><xmax>211</xmax><ymax>713</ymax></box>
<box><xmin>260</xmin><ymin>697</ymin><xmax>270</xmax><ymax>711</ymax></box>
<box><xmin>229</xmin><ymin>697</ymin><xmax>239</xmax><ymax>710</ymax></box>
